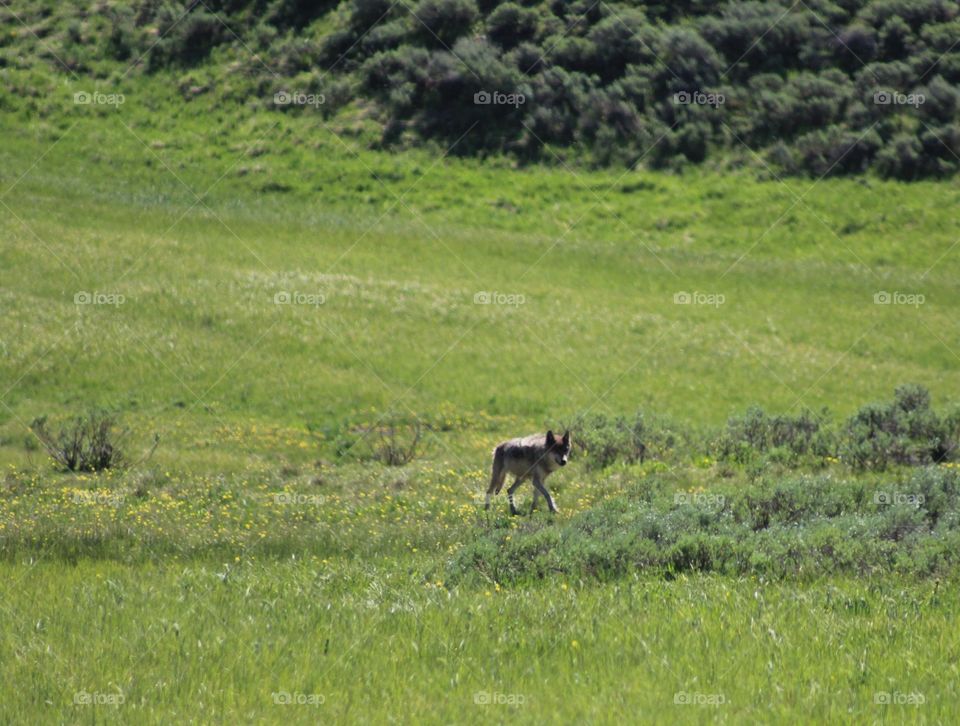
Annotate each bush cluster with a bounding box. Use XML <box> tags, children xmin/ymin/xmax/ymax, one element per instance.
<box><xmin>49</xmin><ymin>0</ymin><xmax>960</xmax><ymax>177</ymax></box>
<box><xmin>450</xmin><ymin>465</ymin><xmax>960</xmax><ymax>583</ymax></box>
<box><xmin>571</xmin><ymin>385</ymin><xmax>957</xmax><ymax>472</ymax></box>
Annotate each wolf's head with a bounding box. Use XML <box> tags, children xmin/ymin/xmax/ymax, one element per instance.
<box><xmin>545</xmin><ymin>430</ymin><xmax>571</xmax><ymax>467</ymax></box>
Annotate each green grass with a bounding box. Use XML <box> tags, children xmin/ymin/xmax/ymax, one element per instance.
<box><xmin>2</xmin><ymin>562</ymin><xmax>956</xmax><ymax>724</ymax></box>
<box><xmin>3</xmin><ymin>83</ymin><xmax>959</xmax><ymax>452</ymax></box>
<box><xmin>3</xmin><ymin>65</ymin><xmax>960</xmax><ymax>722</ymax></box>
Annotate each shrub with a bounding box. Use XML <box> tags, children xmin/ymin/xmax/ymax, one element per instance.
<box><xmin>360</xmin><ymin>20</ymin><xmax>409</xmax><ymax>55</ymax></box>
<box><xmin>486</xmin><ymin>3</ymin><xmax>539</xmax><ymax>49</ymax></box>
<box><xmin>411</xmin><ymin>0</ymin><xmax>479</xmax><ymax>48</ymax></box>
<box><xmin>104</xmin><ymin>8</ymin><xmax>139</xmax><ymax>61</ymax></box>
<box><xmin>833</xmin><ymin>24</ymin><xmax>879</xmax><ymax>72</ymax></box>
<box><xmin>332</xmin><ymin>418</ymin><xmax>422</xmax><ymax>465</ymax></box>
<box><xmin>841</xmin><ymin>384</ymin><xmax>955</xmax><ymax>469</ymax></box>
<box><xmin>715</xmin><ymin>407</ymin><xmax>834</xmax><ymax>465</ymax></box>
<box><xmin>699</xmin><ymin>2</ymin><xmax>812</xmax><ymax>77</ymax></box>
<box><xmin>566</xmin><ymin>411</ymin><xmax>680</xmax><ymax>470</ymax></box>
<box><xmin>858</xmin><ymin>0</ymin><xmax>956</xmax><ymax>33</ymax></box>
<box><xmin>652</xmin><ymin>27</ymin><xmax>723</xmax><ymax>94</ymax></box>
<box><xmin>548</xmin><ymin>36</ymin><xmax>601</xmax><ymax>75</ymax></box>
<box><xmin>373</xmin><ymin>421</ymin><xmax>422</xmax><ymax>465</ymax></box>
<box><xmin>586</xmin><ymin>10</ymin><xmax>656</xmax><ymax>82</ymax></box>
<box><xmin>412</xmin><ymin>38</ymin><xmax>528</xmax><ymax>149</ymax></box>
<box><xmin>523</xmin><ymin>67</ymin><xmax>592</xmax><ymax>146</ymax></box>
<box><xmin>147</xmin><ymin>10</ymin><xmax>225</xmax><ymax>70</ymax></box>
<box><xmin>775</xmin><ymin>71</ymin><xmax>853</xmax><ymax>138</ymax></box>
<box><xmin>919</xmin><ymin>75</ymin><xmax>960</xmax><ymax>123</ymax></box>
<box><xmin>350</xmin><ymin>0</ymin><xmax>396</xmax><ymax>30</ymax></box>
<box><xmin>448</xmin><ymin>467</ymin><xmax>960</xmax><ymax>584</ymax></box>
<box><xmin>875</xmin><ymin>132</ymin><xmax>926</xmax><ymax>179</ymax></box>
<box><xmin>268</xmin><ymin>0</ymin><xmax>337</xmax><ymax>29</ymax></box>
<box><xmin>505</xmin><ymin>41</ymin><xmax>548</xmax><ymax>74</ymax></box>
<box><xmin>30</xmin><ymin>411</ymin><xmax>129</xmax><ymax>472</ymax></box>
<box><xmin>361</xmin><ymin>46</ymin><xmax>432</xmax><ymax>115</ymax></box>
<box><xmin>794</xmin><ymin>125</ymin><xmax>881</xmax><ymax>176</ymax></box>
<box><xmin>876</xmin><ymin>16</ymin><xmax>913</xmax><ymax>60</ymax></box>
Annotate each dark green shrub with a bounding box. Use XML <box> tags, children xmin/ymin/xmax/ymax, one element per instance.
<box><xmin>486</xmin><ymin>3</ymin><xmax>539</xmax><ymax>50</ymax></box>
<box><xmin>411</xmin><ymin>0</ymin><xmax>479</xmax><ymax>48</ymax></box>
<box><xmin>699</xmin><ymin>2</ymin><xmax>812</xmax><ymax>76</ymax></box>
<box><xmin>877</xmin><ymin>16</ymin><xmax>913</xmax><ymax>60</ymax></box>
<box><xmin>652</xmin><ymin>28</ymin><xmax>723</xmax><ymax>94</ymax></box>
<box><xmin>875</xmin><ymin>132</ymin><xmax>926</xmax><ymax>179</ymax></box>
<box><xmin>833</xmin><ymin>24</ymin><xmax>879</xmax><ymax>71</ymax></box>
<box><xmin>147</xmin><ymin>10</ymin><xmax>225</xmax><ymax>70</ymax></box>
<box><xmin>104</xmin><ymin>8</ymin><xmax>139</xmax><ymax>61</ymax></box>
<box><xmin>841</xmin><ymin>384</ymin><xmax>955</xmax><ymax>469</ymax></box>
<box><xmin>350</xmin><ymin>0</ymin><xmax>396</xmax><ymax>30</ymax></box>
<box><xmin>715</xmin><ymin>407</ymin><xmax>834</xmax><ymax>465</ymax></box>
<box><xmin>361</xmin><ymin>20</ymin><xmax>413</xmax><ymax>56</ymax></box>
<box><xmin>268</xmin><ymin>0</ymin><xmax>337</xmax><ymax>29</ymax></box>
<box><xmin>548</xmin><ymin>36</ymin><xmax>601</xmax><ymax>75</ymax></box>
<box><xmin>566</xmin><ymin>411</ymin><xmax>680</xmax><ymax>470</ymax></box>
<box><xmin>858</xmin><ymin>0</ymin><xmax>955</xmax><ymax>33</ymax></box>
<box><xmin>919</xmin><ymin>75</ymin><xmax>960</xmax><ymax>122</ymax></box>
<box><xmin>524</xmin><ymin>68</ymin><xmax>591</xmax><ymax>145</ymax></box>
<box><xmin>361</xmin><ymin>46</ymin><xmax>432</xmax><ymax>114</ymax></box>
<box><xmin>505</xmin><ymin>41</ymin><xmax>547</xmax><ymax>74</ymax></box>
<box><xmin>747</xmin><ymin>71</ymin><xmax>853</xmax><ymax>144</ymax></box>
<box><xmin>795</xmin><ymin>125</ymin><xmax>881</xmax><ymax>176</ymax></box>
<box><xmin>586</xmin><ymin>10</ymin><xmax>656</xmax><ymax>82</ymax></box>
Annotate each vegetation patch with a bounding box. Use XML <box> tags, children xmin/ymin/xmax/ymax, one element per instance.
<box><xmin>450</xmin><ymin>464</ymin><xmax>960</xmax><ymax>583</ymax></box>
<box><xmin>4</xmin><ymin>0</ymin><xmax>960</xmax><ymax>175</ymax></box>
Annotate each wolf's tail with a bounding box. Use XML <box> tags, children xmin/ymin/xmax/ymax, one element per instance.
<box><xmin>488</xmin><ymin>445</ymin><xmax>507</xmax><ymax>495</ymax></box>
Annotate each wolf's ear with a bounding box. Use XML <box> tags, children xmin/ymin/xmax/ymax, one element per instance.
<box><xmin>546</xmin><ymin>430</ymin><xmax>556</xmax><ymax>446</ymax></box>
<box><xmin>562</xmin><ymin>430</ymin><xmax>570</xmax><ymax>445</ymax></box>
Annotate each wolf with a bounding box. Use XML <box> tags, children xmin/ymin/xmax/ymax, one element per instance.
<box><xmin>484</xmin><ymin>430</ymin><xmax>571</xmax><ymax>515</ymax></box>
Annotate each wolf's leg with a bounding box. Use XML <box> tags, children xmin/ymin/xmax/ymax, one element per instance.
<box><xmin>507</xmin><ymin>476</ymin><xmax>525</xmax><ymax>516</ymax></box>
<box><xmin>530</xmin><ymin>488</ymin><xmax>540</xmax><ymax>514</ymax></box>
<box><xmin>533</xmin><ymin>474</ymin><xmax>558</xmax><ymax>514</ymax></box>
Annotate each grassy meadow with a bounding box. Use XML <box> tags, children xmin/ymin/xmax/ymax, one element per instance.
<box><xmin>2</xmin><ymin>71</ymin><xmax>960</xmax><ymax>723</ymax></box>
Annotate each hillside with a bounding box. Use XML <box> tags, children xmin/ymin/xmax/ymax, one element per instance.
<box><xmin>3</xmin><ymin>0</ymin><xmax>960</xmax><ymax>176</ymax></box>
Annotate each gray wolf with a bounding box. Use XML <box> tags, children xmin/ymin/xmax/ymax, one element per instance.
<box><xmin>484</xmin><ymin>430</ymin><xmax>571</xmax><ymax>515</ymax></box>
